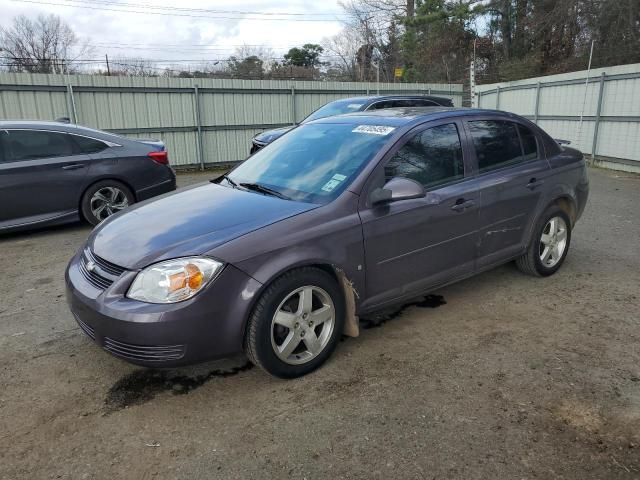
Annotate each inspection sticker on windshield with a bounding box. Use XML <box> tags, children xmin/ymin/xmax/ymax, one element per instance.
<box><xmin>321</xmin><ymin>173</ymin><xmax>347</xmax><ymax>192</ymax></box>
<box><xmin>352</xmin><ymin>125</ymin><xmax>395</xmax><ymax>135</ymax></box>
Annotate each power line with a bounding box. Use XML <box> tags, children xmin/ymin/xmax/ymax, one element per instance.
<box><xmin>89</xmin><ymin>42</ymin><xmax>300</xmax><ymax>48</ymax></box>
<box><xmin>54</xmin><ymin>0</ymin><xmax>348</xmax><ymax>17</ymax></box>
<box><xmin>8</xmin><ymin>0</ymin><xmax>348</xmax><ymax>22</ymax></box>
<box><xmin>84</xmin><ymin>45</ymin><xmax>295</xmax><ymax>53</ymax></box>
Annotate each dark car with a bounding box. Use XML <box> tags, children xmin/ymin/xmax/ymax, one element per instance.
<box><xmin>249</xmin><ymin>94</ymin><xmax>454</xmax><ymax>153</ymax></box>
<box><xmin>0</xmin><ymin>121</ymin><xmax>176</xmax><ymax>232</ymax></box>
<box><xmin>66</xmin><ymin>107</ymin><xmax>588</xmax><ymax>378</ymax></box>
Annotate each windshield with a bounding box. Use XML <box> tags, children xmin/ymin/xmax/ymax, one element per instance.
<box><xmin>227</xmin><ymin>123</ymin><xmax>394</xmax><ymax>204</ymax></box>
<box><xmin>302</xmin><ymin>99</ymin><xmax>366</xmax><ymax>123</ymax></box>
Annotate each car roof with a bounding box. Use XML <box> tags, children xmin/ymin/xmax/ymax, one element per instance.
<box><xmin>0</xmin><ymin>120</ymin><xmax>129</xmax><ymax>141</ymax></box>
<box><xmin>328</xmin><ymin>94</ymin><xmax>452</xmax><ymax>104</ymax></box>
<box><xmin>0</xmin><ymin>120</ymin><xmax>98</xmax><ymax>133</ymax></box>
<box><xmin>309</xmin><ymin>107</ymin><xmax>516</xmax><ymax>127</ymax></box>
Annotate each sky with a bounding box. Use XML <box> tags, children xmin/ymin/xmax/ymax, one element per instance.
<box><xmin>0</xmin><ymin>0</ymin><xmax>349</xmax><ymax>70</ymax></box>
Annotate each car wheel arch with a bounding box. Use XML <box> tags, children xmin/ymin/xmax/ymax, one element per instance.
<box><xmin>523</xmin><ymin>194</ymin><xmax>577</xmax><ymax>251</ymax></box>
<box><xmin>77</xmin><ymin>177</ymin><xmax>137</xmax><ymax>221</ymax></box>
<box><xmin>551</xmin><ymin>196</ymin><xmax>577</xmax><ymax>227</ymax></box>
<box><xmin>239</xmin><ymin>261</ymin><xmax>357</xmax><ymax>344</ymax></box>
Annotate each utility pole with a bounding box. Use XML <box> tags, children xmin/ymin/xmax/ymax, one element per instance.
<box><xmin>105</xmin><ymin>54</ymin><xmax>111</xmax><ymax>75</ymax></box>
<box><xmin>469</xmin><ymin>60</ymin><xmax>476</xmax><ymax>107</ymax></box>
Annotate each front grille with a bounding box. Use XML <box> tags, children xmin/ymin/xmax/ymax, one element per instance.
<box><xmin>78</xmin><ymin>248</ymin><xmax>125</xmax><ymax>290</ymax></box>
<box><xmin>75</xmin><ymin>316</ymin><xmax>96</xmax><ymax>340</ymax></box>
<box><xmin>104</xmin><ymin>337</ymin><xmax>186</xmax><ymax>363</ymax></box>
<box><xmin>86</xmin><ymin>249</ymin><xmax>126</xmax><ymax>277</ymax></box>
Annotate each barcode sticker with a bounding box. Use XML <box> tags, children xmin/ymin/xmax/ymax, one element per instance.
<box><xmin>352</xmin><ymin>125</ymin><xmax>395</xmax><ymax>135</ymax></box>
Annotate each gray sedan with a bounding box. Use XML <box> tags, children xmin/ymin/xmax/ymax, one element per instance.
<box><xmin>66</xmin><ymin>107</ymin><xmax>588</xmax><ymax>378</ymax></box>
<box><xmin>0</xmin><ymin>121</ymin><xmax>176</xmax><ymax>232</ymax></box>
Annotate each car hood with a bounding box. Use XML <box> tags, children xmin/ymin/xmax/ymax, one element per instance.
<box><xmin>89</xmin><ymin>182</ymin><xmax>317</xmax><ymax>270</ymax></box>
<box><xmin>253</xmin><ymin>126</ymin><xmax>294</xmax><ymax>144</ymax></box>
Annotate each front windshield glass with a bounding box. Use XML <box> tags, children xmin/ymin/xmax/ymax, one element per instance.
<box><xmin>227</xmin><ymin>123</ymin><xmax>394</xmax><ymax>204</ymax></box>
<box><xmin>302</xmin><ymin>99</ymin><xmax>366</xmax><ymax>123</ymax></box>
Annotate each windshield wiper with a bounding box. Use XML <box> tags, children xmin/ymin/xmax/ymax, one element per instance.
<box><xmin>239</xmin><ymin>182</ymin><xmax>291</xmax><ymax>200</ymax></box>
<box><xmin>212</xmin><ymin>174</ymin><xmax>238</xmax><ymax>188</ymax></box>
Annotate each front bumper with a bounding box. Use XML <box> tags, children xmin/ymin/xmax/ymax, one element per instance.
<box><xmin>65</xmin><ymin>249</ymin><xmax>262</xmax><ymax>367</ymax></box>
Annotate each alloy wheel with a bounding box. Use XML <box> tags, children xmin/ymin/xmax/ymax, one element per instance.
<box><xmin>539</xmin><ymin>216</ymin><xmax>568</xmax><ymax>268</ymax></box>
<box><xmin>90</xmin><ymin>187</ymin><xmax>129</xmax><ymax>221</ymax></box>
<box><xmin>270</xmin><ymin>285</ymin><xmax>336</xmax><ymax>365</ymax></box>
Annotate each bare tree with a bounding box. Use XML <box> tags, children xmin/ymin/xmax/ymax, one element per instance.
<box><xmin>0</xmin><ymin>14</ymin><xmax>91</xmax><ymax>73</ymax></box>
<box><xmin>323</xmin><ymin>28</ymin><xmax>360</xmax><ymax>80</ymax></box>
<box><xmin>339</xmin><ymin>0</ymin><xmax>405</xmax><ymax>81</ymax></box>
<box><xmin>108</xmin><ymin>58</ymin><xmax>158</xmax><ymax>77</ymax></box>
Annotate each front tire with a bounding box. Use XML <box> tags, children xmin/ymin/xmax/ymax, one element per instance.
<box><xmin>516</xmin><ymin>206</ymin><xmax>572</xmax><ymax>277</ymax></box>
<box><xmin>244</xmin><ymin>267</ymin><xmax>345</xmax><ymax>378</ymax></box>
<box><xmin>81</xmin><ymin>180</ymin><xmax>134</xmax><ymax>226</ymax></box>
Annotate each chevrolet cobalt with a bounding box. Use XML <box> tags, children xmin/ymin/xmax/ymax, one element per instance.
<box><xmin>66</xmin><ymin>108</ymin><xmax>588</xmax><ymax>378</ymax></box>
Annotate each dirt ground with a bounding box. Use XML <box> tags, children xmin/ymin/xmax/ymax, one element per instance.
<box><xmin>1</xmin><ymin>167</ymin><xmax>639</xmax><ymax>480</ymax></box>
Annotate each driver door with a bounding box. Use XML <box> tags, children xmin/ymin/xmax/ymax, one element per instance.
<box><xmin>358</xmin><ymin>120</ymin><xmax>481</xmax><ymax>310</ymax></box>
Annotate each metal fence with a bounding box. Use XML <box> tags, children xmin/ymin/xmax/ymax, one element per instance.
<box><xmin>0</xmin><ymin>73</ymin><xmax>463</xmax><ymax>167</ymax></box>
<box><xmin>474</xmin><ymin>63</ymin><xmax>640</xmax><ymax>172</ymax></box>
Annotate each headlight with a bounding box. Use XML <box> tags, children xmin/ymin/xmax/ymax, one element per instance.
<box><xmin>127</xmin><ymin>257</ymin><xmax>223</xmax><ymax>304</ymax></box>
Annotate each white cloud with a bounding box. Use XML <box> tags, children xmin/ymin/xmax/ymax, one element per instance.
<box><xmin>0</xmin><ymin>0</ymin><xmax>347</xmax><ymax>68</ymax></box>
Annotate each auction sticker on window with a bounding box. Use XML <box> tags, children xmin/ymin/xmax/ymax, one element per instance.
<box><xmin>321</xmin><ymin>173</ymin><xmax>348</xmax><ymax>192</ymax></box>
<box><xmin>352</xmin><ymin>125</ymin><xmax>396</xmax><ymax>135</ymax></box>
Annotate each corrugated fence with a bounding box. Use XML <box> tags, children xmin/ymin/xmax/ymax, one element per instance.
<box><xmin>474</xmin><ymin>63</ymin><xmax>640</xmax><ymax>172</ymax></box>
<box><xmin>0</xmin><ymin>73</ymin><xmax>463</xmax><ymax>167</ymax></box>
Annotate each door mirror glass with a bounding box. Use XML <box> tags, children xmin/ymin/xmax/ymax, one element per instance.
<box><xmin>370</xmin><ymin>177</ymin><xmax>426</xmax><ymax>205</ymax></box>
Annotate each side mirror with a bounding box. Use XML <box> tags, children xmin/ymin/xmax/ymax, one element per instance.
<box><xmin>370</xmin><ymin>177</ymin><xmax>426</xmax><ymax>206</ymax></box>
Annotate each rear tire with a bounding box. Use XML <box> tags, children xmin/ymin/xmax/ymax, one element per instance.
<box><xmin>81</xmin><ymin>180</ymin><xmax>134</xmax><ymax>226</ymax></box>
<box><xmin>516</xmin><ymin>206</ymin><xmax>571</xmax><ymax>277</ymax></box>
<box><xmin>244</xmin><ymin>267</ymin><xmax>345</xmax><ymax>379</ymax></box>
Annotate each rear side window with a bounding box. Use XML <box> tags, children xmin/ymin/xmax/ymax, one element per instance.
<box><xmin>468</xmin><ymin>120</ymin><xmax>523</xmax><ymax>173</ymax></box>
<box><xmin>72</xmin><ymin>135</ymin><xmax>109</xmax><ymax>154</ymax></box>
<box><xmin>518</xmin><ymin>124</ymin><xmax>538</xmax><ymax>160</ymax></box>
<box><xmin>385</xmin><ymin>123</ymin><xmax>464</xmax><ymax>189</ymax></box>
<box><xmin>5</xmin><ymin>130</ymin><xmax>75</xmax><ymax>161</ymax></box>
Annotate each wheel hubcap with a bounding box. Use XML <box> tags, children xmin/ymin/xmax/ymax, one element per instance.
<box><xmin>539</xmin><ymin>216</ymin><xmax>568</xmax><ymax>268</ymax></box>
<box><xmin>90</xmin><ymin>187</ymin><xmax>129</xmax><ymax>221</ymax></box>
<box><xmin>270</xmin><ymin>285</ymin><xmax>335</xmax><ymax>365</ymax></box>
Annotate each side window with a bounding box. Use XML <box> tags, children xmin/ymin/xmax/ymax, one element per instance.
<box><xmin>413</xmin><ymin>99</ymin><xmax>439</xmax><ymax>107</ymax></box>
<box><xmin>384</xmin><ymin>123</ymin><xmax>464</xmax><ymax>189</ymax></box>
<box><xmin>390</xmin><ymin>100</ymin><xmax>414</xmax><ymax>108</ymax></box>
<box><xmin>5</xmin><ymin>130</ymin><xmax>75</xmax><ymax>161</ymax></box>
<box><xmin>367</xmin><ymin>101</ymin><xmax>394</xmax><ymax>110</ymax></box>
<box><xmin>518</xmin><ymin>124</ymin><xmax>538</xmax><ymax>161</ymax></box>
<box><xmin>468</xmin><ymin>120</ymin><xmax>523</xmax><ymax>173</ymax></box>
<box><xmin>72</xmin><ymin>135</ymin><xmax>109</xmax><ymax>154</ymax></box>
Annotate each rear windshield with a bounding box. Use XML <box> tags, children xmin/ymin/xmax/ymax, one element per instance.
<box><xmin>228</xmin><ymin>123</ymin><xmax>394</xmax><ymax>204</ymax></box>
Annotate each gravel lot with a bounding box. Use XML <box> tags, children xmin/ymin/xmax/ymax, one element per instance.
<box><xmin>1</xmin><ymin>167</ymin><xmax>639</xmax><ymax>479</ymax></box>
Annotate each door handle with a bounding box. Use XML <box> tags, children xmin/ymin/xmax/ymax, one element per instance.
<box><xmin>526</xmin><ymin>177</ymin><xmax>544</xmax><ymax>190</ymax></box>
<box><xmin>451</xmin><ymin>198</ymin><xmax>475</xmax><ymax>212</ymax></box>
<box><xmin>62</xmin><ymin>163</ymin><xmax>85</xmax><ymax>170</ymax></box>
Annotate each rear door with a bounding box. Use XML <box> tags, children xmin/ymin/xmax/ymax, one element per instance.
<box><xmin>358</xmin><ymin>120</ymin><xmax>481</xmax><ymax>309</ymax></box>
<box><xmin>463</xmin><ymin>118</ymin><xmax>551</xmax><ymax>267</ymax></box>
<box><xmin>0</xmin><ymin>129</ymin><xmax>91</xmax><ymax>227</ymax></box>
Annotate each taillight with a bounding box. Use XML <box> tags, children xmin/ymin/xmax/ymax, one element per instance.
<box><xmin>148</xmin><ymin>151</ymin><xmax>169</xmax><ymax>165</ymax></box>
